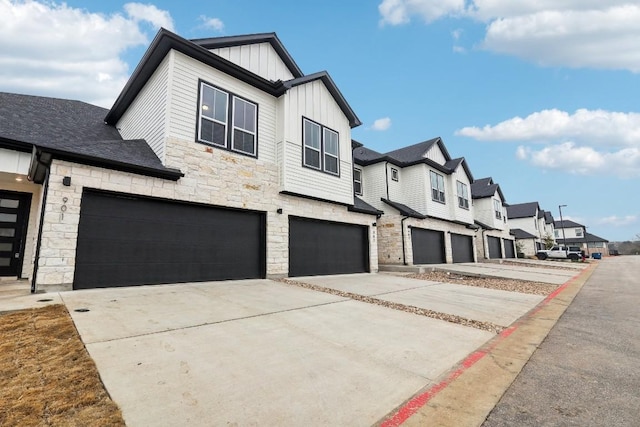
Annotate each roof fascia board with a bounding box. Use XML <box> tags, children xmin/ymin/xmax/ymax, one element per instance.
<box><xmin>105</xmin><ymin>28</ymin><xmax>286</xmax><ymax>125</ymax></box>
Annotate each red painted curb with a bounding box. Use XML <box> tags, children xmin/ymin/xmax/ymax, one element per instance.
<box><xmin>380</xmin><ymin>264</ymin><xmax>593</xmax><ymax>427</ymax></box>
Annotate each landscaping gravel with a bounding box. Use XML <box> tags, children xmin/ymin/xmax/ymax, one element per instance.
<box><xmin>500</xmin><ymin>260</ymin><xmax>581</xmax><ymax>271</ymax></box>
<box><xmin>279</xmin><ymin>279</ymin><xmax>504</xmax><ymax>334</ymax></box>
<box><xmin>407</xmin><ymin>271</ymin><xmax>557</xmax><ymax>296</ymax></box>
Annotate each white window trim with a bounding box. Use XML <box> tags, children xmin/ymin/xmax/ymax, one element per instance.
<box><xmin>494</xmin><ymin>199</ymin><xmax>502</xmax><ymax>219</ymax></box>
<box><xmin>391</xmin><ymin>168</ymin><xmax>399</xmax><ymax>182</ymax></box>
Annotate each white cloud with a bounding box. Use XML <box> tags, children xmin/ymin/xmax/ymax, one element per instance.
<box><xmin>456</xmin><ymin>109</ymin><xmax>640</xmax><ymax>147</ymax></box>
<box><xmin>379</xmin><ymin>0</ymin><xmax>465</xmax><ymax>25</ymax></box>
<box><xmin>597</xmin><ymin>215</ymin><xmax>638</xmax><ymax>226</ymax></box>
<box><xmin>124</xmin><ymin>3</ymin><xmax>174</xmax><ymax>31</ymax></box>
<box><xmin>378</xmin><ymin>1</ymin><xmax>640</xmax><ymax>73</ymax></box>
<box><xmin>515</xmin><ymin>141</ymin><xmax>640</xmax><ymax>178</ymax></box>
<box><xmin>0</xmin><ymin>0</ymin><xmax>173</xmax><ymax>107</ymax></box>
<box><xmin>371</xmin><ymin>117</ymin><xmax>392</xmax><ymax>131</ymax></box>
<box><xmin>199</xmin><ymin>15</ymin><xmax>224</xmax><ymax>32</ymax></box>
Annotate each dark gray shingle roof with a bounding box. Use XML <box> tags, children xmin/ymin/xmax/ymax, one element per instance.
<box><xmin>471</xmin><ymin>176</ymin><xmax>505</xmax><ymax>201</ymax></box>
<box><xmin>0</xmin><ymin>92</ymin><xmax>121</xmax><ymax>145</ymax></box>
<box><xmin>384</xmin><ymin>138</ymin><xmax>440</xmax><ymax>163</ymax></box>
<box><xmin>544</xmin><ymin>211</ymin><xmax>555</xmax><ymax>224</ymax></box>
<box><xmin>0</xmin><ymin>92</ymin><xmax>182</xmax><ymax>180</ymax></box>
<box><xmin>381</xmin><ymin>198</ymin><xmax>426</xmax><ymax>219</ymax></box>
<box><xmin>349</xmin><ymin>197</ymin><xmax>383</xmax><ymax>216</ymax></box>
<box><xmin>554</xmin><ymin>219</ymin><xmax>585</xmax><ymax>228</ymax></box>
<box><xmin>558</xmin><ymin>233</ymin><xmax>608</xmax><ymax>245</ymax></box>
<box><xmin>506</xmin><ymin>202</ymin><xmax>540</xmax><ymax>219</ymax></box>
<box><xmin>353</xmin><ymin>146</ymin><xmax>384</xmax><ymax>164</ymax></box>
<box><xmin>511</xmin><ymin>228</ymin><xmax>537</xmax><ymax>239</ymax></box>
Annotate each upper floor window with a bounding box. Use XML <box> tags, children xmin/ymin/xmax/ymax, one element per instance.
<box><xmin>554</xmin><ymin>230</ymin><xmax>559</xmax><ymax>238</ymax></box>
<box><xmin>534</xmin><ymin>218</ymin><xmax>538</xmax><ymax>229</ymax></box>
<box><xmin>391</xmin><ymin>168</ymin><xmax>399</xmax><ymax>181</ymax></box>
<box><xmin>430</xmin><ymin>171</ymin><xmax>445</xmax><ymax>203</ymax></box>
<box><xmin>198</xmin><ymin>81</ymin><xmax>257</xmax><ymax>156</ymax></box>
<box><xmin>456</xmin><ymin>181</ymin><xmax>469</xmax><ymax>209</ymax></box>
<box><xmin>494</xmin><ymin>199</ymin><xmax>502</xmax><ymax>219</ymax></box>
<box><xmin>303</xmin><ymin>118</ymin><xmax>339</xmax><ymax>175</ymax></box>
<box><xmin>353</xmin><ymin>168</ymin><xmax>363</xmax><ymax>196</ymax></box>
<box><xmin>575</xmin><ymin>228</ymin><xmax>583</xmax><ymax>237</ymax></box>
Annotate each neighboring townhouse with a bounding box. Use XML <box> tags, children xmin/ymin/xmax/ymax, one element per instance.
<box><xmin>353</xmin><ymin>137</ymin><xmax>478</xmax><ymax>265</ymax></box>
<box><xmin>0</xmin><ymin>29</ymin><xmax>382</xmax><ymax>292</ymax></box>
<box><xmin>554</xmin><ymin>220</ymin><xmax>609</xmax><ymax>257</ymax></box>
<box><xmin>470</xmin><ymin>177</ymin><xmax>516</xmax><ymax>259</ymax></box>
<box><xmin>506</xmin><ymin>202</ymin><xmax>545</xmax><ymax>255</ymax></box>
<box><xmin>544</xmin><ymin>211</ymin><xmax>556</xmax><ymax>244</ymax></box>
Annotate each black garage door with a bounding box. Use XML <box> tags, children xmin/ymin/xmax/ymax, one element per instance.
<box><xmin>503</xmin><ymin>239</ymin><xmax>515</xmax><ymax>258</ymax></box>
<box><xmin>411</xmin><ymin>228</ymin><xmax>445</xmax><ymax>264</ymax></box>
<box><xmin>487</xmin><ymin>236</ymin><xmax>502</xmax><ymax>259</ymax></box>
<box><xmin>451</xmin><ymin>233</ymin><xmax>474</xmax><ymax>263</ymax></box>
<box><xmin>74</xmin><ymin>190</ymin><xmax>265</xmax><ymax>289</ymax></box>
<box><xmin>289</xmin><ymin>217</ymin><xmax>368</xmax><ymax>276</ymax></box>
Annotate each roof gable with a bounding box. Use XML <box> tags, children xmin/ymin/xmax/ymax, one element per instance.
<box><xmin>506</xmin><ymin>202</ymin><xmax>540</xmax><ymax>219</ymax></box>
<box><xmin>106</xmin><ymin>29</ymin><xmax>360</xmax><ymax>128</ymax></box>
<box><xmin>554</xmin><ymin>219</ymin><xmax>585</xmax><ymax>228</ymax></box>
<box><xmin>191</xmin><ymin>32</ymin><xmax>303</xmax><ymax>79</ymax></box>
<box><xmin>470</xmin><ymin>176</ymin><xmax>505</xmax><ymax>201</ymax></box>
<box><xmin>444</xmin><ymin>157</ymin><xmax>474</xmax><ymax>182</ymax></box>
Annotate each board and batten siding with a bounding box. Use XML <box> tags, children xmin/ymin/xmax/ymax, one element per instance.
<box><xmin>166</xmin><ymin>50</ymin><xmax>278</xmax><ymax>166</ymax></box>
<box><xmin>280</xmin><ymin>81</ymin><xmax>354</xmax><ymax>205</ymax></box>
<box><xmin>475</xmin><ymin>196</ymin><xmax>506</xmax><ymax>230</ymax></box>
<box><xmin>424</xmin><ymin>143</ymin><xmax>446</xmax><ymax>164</ymax></box>
<box><xmin>116</xmin><ymin>53</ymin><xmax>170</xmax><ymax>163</ymax></box>
<box><xmin>208</xmin><ymin>43</ymin><xmax>295</xmax><ymax>82</ymax></box>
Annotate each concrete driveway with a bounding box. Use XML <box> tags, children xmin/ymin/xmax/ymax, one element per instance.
<box><xmin>432</xmin><ymin>261</ymin><xmax>586</xmax><ymax>284</ymax></box>
<box><xmin>57</xmin><ymin>267</ymin><xmax>570</xmax><ymax>426</ymax></box>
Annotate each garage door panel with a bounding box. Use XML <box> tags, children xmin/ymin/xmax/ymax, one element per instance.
<box><xmin>74</xmin><ymin>191</ymin><xmax>265</xmax><ymax>289</ymax></box>
<box><xmin>411</xmin><ymin>228</ymin><xmax>445</xmax><ymax>264</ymax></box>
<box><xmin>289</xmin><ymin>218</ymin><xmax>368</xmax><ymax>277</ymax></box>
<box><xmin>487</xmin><ymin>236</ymin><xmax>502</xmax><ymax>259</ymax></box>
<box><xmin>503</xmin><ymin>239</ymin><xmax>515</xmax><ymax>258</ymax></box>
<box><xmin>451</xmin><ymin>233</ymin><xmax>474</xmax><ymax>263</ymax></box>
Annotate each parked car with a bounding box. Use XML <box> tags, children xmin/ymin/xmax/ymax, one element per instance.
<box><xmin>536</xmin><ymin>245</ymin><xmax>583</xmax><ymax>261</ymax></box>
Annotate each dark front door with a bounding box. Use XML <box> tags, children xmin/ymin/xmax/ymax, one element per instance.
<box><xmin>74</xmin><ymin>190</ymin><xmax>266</xmax><ymax>289</ymax></box>
<box><xmin>0</xmin><ymin>191</ymin><xmax>32</xmax><ymax>277</ymax></box>
<box><xmin>289</xmin><ymin>217</ymin><xmax>369</xmax><ymax>277</ymax></box>
<box><xmin>451</xmin><ymin>233</ymin><xmax>474</xmax><ymax>263</ymax></box>
<box><xmin>487</xmin><ymin>236</ymin><xmax>502</xmax><ymax>259</ymax></box>
<box><xmin>411</xmin><ymin>228</ymin><xmax>445</xmax><ymax>264</ymax></box>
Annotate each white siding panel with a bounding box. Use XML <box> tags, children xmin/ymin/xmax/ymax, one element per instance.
<box><xmin>425</xmin><ymin>144</ymin><xmax>447</xmax><ymax>163</ymax></box>
<box><xmin>360</xmin><ymin>163</ymin><xmax>387</xmax><ymax>211</ymax></box>
<box><xmin>424</xmin><ymin>167</ymin><xmax>449</xmax><ymax>219</ymax></box>
<box><xmin>0</xmin><ymin>148</ymin><xmax>31</xmax><ymax>174</ymax></box>
<box><xmin>281</xmin><ymin>81</ymin><xmax>353</xmax><ymax>204</ymax></box>
<box><xmin>167</xmin><ymin>51</ymin><xmax>278</xmax><ymax>166</ymax></box>
<box><xmin>451</xmin><ymin>166</ymin><xmax>473</xmax><ymax>225</ymax></box>
<box><xmin>117</xmin><ymin>53</ymin><xmax>170</xmax><ymax>162</ymax></box>
<box><xmin>209</xmin><ymin>43</ymin><xmax>295</xmax><ymax>82</ymax></box>
<box><xmin>400</xmin><ymin>164</ymin><xmax>427</xmax><ymax>213</ymax></box>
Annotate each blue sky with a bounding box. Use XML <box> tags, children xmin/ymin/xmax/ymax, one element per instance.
<box><xmin>1</xmin><ymin>0</ymin><xmax>639</xmax><ymax>241</ymax></box>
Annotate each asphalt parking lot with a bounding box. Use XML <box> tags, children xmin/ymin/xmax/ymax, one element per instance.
<box><xmin>1</xmin><ymin>259</ymin><xmax>592</xmax><ymax>426</ymax></box>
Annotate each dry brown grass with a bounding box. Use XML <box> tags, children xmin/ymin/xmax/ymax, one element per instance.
<box><xmin>0</xmin><ymin>304</ymin><xmax>125</xmax><ymax>427</ymax></box>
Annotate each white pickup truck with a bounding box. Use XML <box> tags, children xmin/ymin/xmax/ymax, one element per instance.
<box><xmin>536</xmin><ymin>245</ymin><xmax>583</xmax><ymax>261</ymax></box>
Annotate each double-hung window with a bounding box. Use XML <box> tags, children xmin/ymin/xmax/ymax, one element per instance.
<box><xmin>430</xmin><ymin>171</ymin><xmax>445</xmax><ymax>203</ymax></box>
<box><xmin>575</xmin><ymin>228</ymin><xmax>583</xmax><ymax>237</ymax></box>
<box><xmin>457</xmin><ymin>181</ymin><xmax>469</xmax><ymax>209</ymax></box>
<box><xmin>494</xmin><ymin>199</ymin><xmax>502</xmax><ymax>219</ymax></box>
<box><xmin>303</xmin><ymin>118</ymin><xmax>340</xmax><ymax>175</ymax></box>
<box><xmin>353</xmin><ymin>168</ymin><xmax>363</xmax><ymax>196</ymax></box>
<box><xmin>198</xmin><ymin>81</ymin><xmax>257</xmax><ymax>156</ymax></box>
